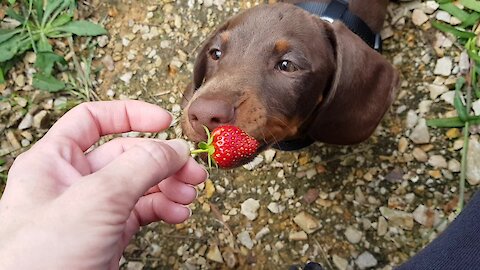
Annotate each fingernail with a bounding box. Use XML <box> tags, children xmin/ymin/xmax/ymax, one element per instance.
<box><xmin>187</xmin><ymin>207</ymin><xmax>192</xmax><ymax>217</ymax></box>
<box><xmin>167</xmin><ymin>111</ymin><xmax>175</xmax><ymax>127</ymax></box>
<box><xmin>203</xmin><ymin>167</ymin><xmax>209</xmax><ymax>181</ymax></box>
<box><xmin>168</xmin><ymin>139</ymin><xmax>190</xmax><ymax>157</ymax></box>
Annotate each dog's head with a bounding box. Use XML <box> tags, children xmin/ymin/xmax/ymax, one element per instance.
<box><xmin>181</xmin><ymin>3</ymin><xmax>398</xmax><ymax>153</ymax></box>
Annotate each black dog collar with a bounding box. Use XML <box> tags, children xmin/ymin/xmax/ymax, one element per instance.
<box><xmin>274</xmin><ymin>0</ymin><xmax>382</xmax><ymax>152</ymax></box>
<box><xmin>295</xmin><ymin>0</ymin><xmax>382</xmax><ymax>51</ymax></box>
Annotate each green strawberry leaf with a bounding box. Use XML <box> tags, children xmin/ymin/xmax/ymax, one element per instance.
<box><xmin>198</xmin><ymin>141</ymin><xmax>208</xmax><ymax>149</ymax></box>
<box><xmin>56</xmin><ymin>20</ymin><xmax>107</xmax><ymax>36</ymax></box>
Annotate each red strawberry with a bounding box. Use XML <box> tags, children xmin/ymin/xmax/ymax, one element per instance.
<box><xmin>191</xmin><ymin>125</ymin><xmax>260</xmax><ymax>168</ymax></box>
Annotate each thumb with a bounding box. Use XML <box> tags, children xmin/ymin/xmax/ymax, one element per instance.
<box><xmin>83</xmin><ymin>139</ymin><xmax>190</xmax><ymax>208</ymax></box>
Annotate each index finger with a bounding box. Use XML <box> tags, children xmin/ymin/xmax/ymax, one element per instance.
<box><xmin>44</xmin><ymin>100</ymin><xmax>172</xmax><ymax>151</ymax></box>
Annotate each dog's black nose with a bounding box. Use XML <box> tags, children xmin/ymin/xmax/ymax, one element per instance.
<box><xmin>188</xmin><ymin>97</ymin><xmax>235</xmax><ymax>134</ymax></box>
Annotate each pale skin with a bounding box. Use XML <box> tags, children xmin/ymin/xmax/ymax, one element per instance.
<box><xmin>0</xmin><ymin>100</ymin><xmax>208</xmax><ymax>270</ymax></box>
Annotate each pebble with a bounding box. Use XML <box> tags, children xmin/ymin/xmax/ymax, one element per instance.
<box><xmin>263</xmin><ymin>149</ymin><xmax>276</xmax><ymax>163</ymax></box>
<box><xmin>377</xmin><ymin>216</ymin><xmax>388</xmax><ymax>236</ymax></box>
<box><xmin>332</xmin><ymin>255</ymin><xmax>349</xmax><ymax>270</ymax></box>
<box><xmin>293</xmin><ymin>212</ymin><xmax>322</xmax><ymax>234</ymax></box>
<box><xmin>412</xmin><ymin>9</ymin><xmax>429</xmax><ymax>26</ymax></box>
<box><xmin>120</xmin><ymin>72</ymin><xmax>133</xmax><ymax>84</ymax></box>
<box><xmin>413</xmin><ymin>204</ymin><xmax>439</xmax><ymax>227</ymax></box>
<box><xmin>448</xmin><ymin>159</ymin><xmax>461</xmax><ymax>173</ymax></box>
<box><xmin>14</xmin><ymin>74</ymin><xmax>25</xmax><ymax>87</ymax></box>
<box><xmin>206</xmin><ymin>244</ymin><xmax>224</xmax><ymax>263</ymax></box>
<box><xmin>267</xmin><ymin>202</ymin><xmax>285</xmax><ymax>214</ymax></box>
<box><xmin>223</xmin><ymin>250</ymin><xmax>237</xmax><ymax>268</ymax></box>
<box><xmin>303</xmin><ymin>188</ymin><xmax>319</xmax><ymax>204</ymax></box>
<box><xmin>398</xmin><ymin>137</ymin><xmax>409</xmax><ymax>153</ymax></box>
<box><xmin>434</xmin><ymin>57</ymin><xmax>453</xmax><ymax>76</ymax></box>
<box><xmin>33</xmin><ymin>110</ymin><xmax>48</xmax><ymax>129</ymax></box>
<box><xmin>418</xmin><ymin>100</ymin><xmax>432</xmax><ymax>115</ymax></box>
<box><xmin>240</xmin><ymin>198</ymin><xmax>260</xmax><ymax>220</ymax></box>
<box><xmin>255</xmin><ymin>226</ymin><xmax>270</xmax><ymax>240</ymax></box>
<box><xmin>97</xmin><ymin>35</ymin><xmax>109</xmax><ymax>47</ymax></box>
<box><xmin>6</xmin><ymin>130</ymin><xmax>21</xmax><ymax>149</ymax></box>
<box><xmin>435</xmin><ymin>10</ymin><xmax>451</xmax><ymax>23</ymax></box>
<box><xmin>18</xmin><ymin>113</ymin><xmax>33</xmax><ymax>130</ymax></box>
<box><xmin>355</xmin><ymin>251</ymin><xmax>378</xmax><ymax>269</ymax></box>
<box><xmin>424</xmin><ymin>1</ymin><xmax>439</xmax><ymax>14</ymax></box>
<box><xmin>237</xmin><ymin>231</ymin><xmax>254</xmax><ymax>249</ymax></box>
<box><xmin>428</xmin><ymin>84</ymin><xmax>448</xmax><ymax>100</ymax></box>
<box><xmin>406</xmin><ymin>110</ymin><xmax>419</xmax><ymax>129</ymax></box>
<box><xmin>467</xmin><ymin>138</ymin><xmax>480</xmax><ymax>185</ymax></box>
<box><xmin>102</xmin><ymin>55</ymin><xmax>115</xmax><ymax>71</ymax></box>
<box><xmin>289</xmin><ymin>231</ymin><xmax>308</xmax><ymax>241</ymax></box>
<box><xmin>410</xmin><ymin>119</ymin><xmax>430</xmax><ymax>144</ymax></box>
<box><xmin>441</xmin><ymin>91</ymin><xmax>455</xmax><ymax>105</ymax></box>
<box><xmin>459</xmin><ymin>51</ymin><xmax>470</xmax><ymax>74</ymax></box>
<box><xmin>428</xmin><ymin>155</ymin><xmax>448</xmax><ymax>168</ymax></box>
<box><xmin>380</xmin><ymin>207</ymin><xmax>414</xmax><ymax>230</ymax></box>
<box><xmin>472</xmin><ymin>100</ymin><xmax>480</xmax><ymax>116</ymax></box>
<box><xmin>243</xmin><ymin>155</ymin><xmax>264</xmax><ymax>170</ymax></box>
<box><xmin>126</xmin><ymin>261</ymin><xmax>144</xmax><ymax>270</ymax></box>
<box><xmin>413</xmin><ymin>147</ymin><xmax>429</xmax><ymax>162</ymax></box>
<box><xmin>344</xmin><ymin>226</ymin><xmax>363</xmax><ymax>244</ymax></box>
<box><xmin>205</xmin><ymin>179</ymin><xmax>215</xmax><ymax>199</ymax></box>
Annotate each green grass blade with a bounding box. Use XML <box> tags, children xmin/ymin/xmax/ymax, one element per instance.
<box><xmin>0</xmin><ymin>28</ymin><xmax>22</xmax><ymax>44</ymax></box>
<box><xmin>460</xmin><ymin>0</ymin><xmax>480</xmax><ymax>12</ymax></box>
<box><xmin>0</xmin><ymin>66</ymin><xmax>5</xmax><ymax>84</ymax></box>
<box><xmin>33</xmin><ymin>73</ymin><xmax>65</xmax><ymax>92</ymax></box>
<box><xmin>427</xmin><ymin>117</ymin><xmax>465</xmax><ymax>127</ymax></box>
<box><xmin>34</xmin><ymin>0</ymin><xmax>44</xmax><ymax>23</ymax></box>
<box><xmin>41</xmin><ymin>0</ymin><xmax>64</xmax><ymax>26</ymax></box>
<box><xmin>6</xmin><ymin>7</ymin><xmax>25</xmax><ymax>22</ymax></box>
<box><xmin>50</xmin><ymin>14</ymin><xmax>72</xmax><ymax>28</ymax></box>
<box><xmin>454</xmin><ymin>77</ymin><xmax>468</xmax><ymax>121</ymax></box>
<box><xmin>56</xmin><ymin>20</ymin><xmax>107</xmax><ymax>36</ymax></box>
<box><xmin>440</xmin><ymin>3</ymin><xmax>470</xmax><ymax>21</ymax></box>
<box><xmin>431</xmin><ymin>20</ymin><xmax>476</xmax><ymax>39</ymax></box>
<box><xmin>461</xmin><ymin>12</ymin><xmax>480</xmax><ymax>27</ymax></box>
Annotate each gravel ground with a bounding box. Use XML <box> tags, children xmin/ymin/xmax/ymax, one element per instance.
<box><xmin>1</xmin><ymin>0</ymin><xmax>480</xmax><ymax>269</ymax></box>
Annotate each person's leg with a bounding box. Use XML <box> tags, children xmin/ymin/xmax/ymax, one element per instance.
<box><xmin>397</xmin><ymin>191</ymin><xmax>480</xmax><ymax>269</ymax></box>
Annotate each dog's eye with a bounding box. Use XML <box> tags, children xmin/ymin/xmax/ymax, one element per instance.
<box><xmin>209</xmin><ymin>49</ymin><xmax>222</xmax><ymax>60</ymax></box>
<box><xmin>276</xmin><ymin>60</ymin><xmax>298</xmax><ymax>72</ymax></box>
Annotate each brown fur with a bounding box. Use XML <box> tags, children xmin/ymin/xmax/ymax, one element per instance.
<box><xmin>181</xmin><ymin>0</ymin><xmax>399</xmax><ymax>149</ymax></box>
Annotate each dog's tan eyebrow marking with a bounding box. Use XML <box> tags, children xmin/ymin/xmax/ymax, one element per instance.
<box><xmin>274</xmin><ymin>39</ymin><xmax>290</xmax><ymax>54</ymax></box>
<box><xmin>220</xmin><ymin>31</ymin><xmax>230</xmax><ymax>43</ymax></box>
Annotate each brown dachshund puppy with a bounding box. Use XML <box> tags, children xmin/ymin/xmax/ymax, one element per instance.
<box><xmin>181</xmin><ymin>0</ymin><xmax>399</xmax><ymax>162</ymax></box>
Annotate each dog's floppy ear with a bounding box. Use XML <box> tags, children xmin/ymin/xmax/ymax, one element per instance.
<box><xmin>308</xmin><ymin>21</ymin><xmax>399</xmax><ymax>145</ymax></box>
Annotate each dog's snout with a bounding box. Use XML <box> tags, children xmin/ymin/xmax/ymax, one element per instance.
<box><xmin>188</xmin><ymin>97</ymin><xmax>235</xmax><ymax>134</ymax></box>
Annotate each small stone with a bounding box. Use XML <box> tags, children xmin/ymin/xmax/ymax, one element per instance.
<box><xmin>467</xmin><ymin>138</ymin><xmax>480</xmax><ymax>185</ymax></box>
<box><xmin>332</xmin><ymin>255</ymin><xmax>349</xmax><ymax>270</ymax></box>
<box><xmin>206</xmin><ymin>244</ymin><xmax>223</xmax><ymax>263</ymax></box>
<box><xmin>243</xmin><ymin>155</ymin><xmax>264</xmax><ymax>170</ymax></box>
<box><xmin>412</xmin><ymin>147</ymin><xmax>428</xmax><ymax>162</ymax></box>
<box><xmin>120</xmin><ymin>72</ymin><xmax>133</xmax><ymax>84</ymax></box>
<box><xmin>419</xmin><ymin>100</ymin><xmax>432</xmax><ymax>115</ymax></box>
<box><xmin>33</xmin><ymin>110</ymin><xmax>48</xmax><ymax>129</ymax></box>
<box><xmin>14</xmin><ymin>74</ymin><xmax>25</xmax><ymax>87</ymax></box>
<box><xmin>448</xmin><ymin>159</ymin><xmax>461</xmax><ymax>173</ymax></box>
<box><xmin>6</xmin><ymin>130</ymin><xmax>21</xmax><ymax>149</ymax></box>
<box><xmin>441</xmin><ymin>91</ymin><xmax>455</xmax><ymax>105</ymax></box>
<box><xmin>453</xmin><ymin>139</ymin><xmax>464</xmax><ymax>150</ymax></box>
<box><xmin>102</xmin><ymin>55</ymin><xmax>115</xmax><ymax>71</ymax></box>
<box><xmin>205</xmin><ymin>179</ymin><xmax>215</xmax><ymax>199</ymax></box>
<box><xmin>472</xmin><ymin>100</ymin><xmax>480</xmax><ymax>116</ymax></box>
<box><xmin>434</xmin><ymin>57</ymin><xmax>453</xmax><ymax>76</ymax></box>
<box><xmin>241</xmin><ymin>198</ymin><xmax>260</xmax><ymax>220</ymax></box>
<box><xmin>412</xmin><ymin>9</ymin><xmax>429</xmax><ymax>26</ymax></box>
<box><xmin>344</xmin><ymin>226</ymin><xmax>363</xmax><ymax>244</ymax></box>
<box><xmin>293</xmin><ymin>212</ymin><xmax>322</xmax><ymax>234</ymax></box>
<box><xmin>237</xmin><ymin>231</ymin><xmax>254</xmax><ymax>249</ymax></box>
<box><xmin>428</xmin><ymin>155</ymin><xmax>448</xmax><ymax>168</ymax></box>
<box><xmin>446</xmin><ymin>128</ymin><xmax>461</xmax><ymax>139</ymax></box>
<box><xmin>126</xmin><ymin>261</ymin><xmax>144</xmax><ymax>270</ymax></box>
<box><xmin>18</xmin><ymin>113</ymin><xmax>33</xmax><ymax>130</ymax></box>
<box><xmin>410</xmin><ymin>119</ymin><xmax>430</xmax><ymax>144</ymax></box>
<box><xmin>25</xmin><ymin>52</ymin><xmax>36</xmax><ymax>63</ymax></box>
<box><xmin>377</xmin><ymin>216</ymin><xmax>388</xmax><ymax>236</ymax></box>
<box><xmin>264</xmin><ymin>149</ymin><xmax>276</xmax><ymax>163</ymax></box>
<box><xmin>436</xmin><ymin>10</ymin><xmax>451</xmax><ymax>23</ymax></box>
<box><xmin>289</xmin><ymin>231</ymin><xmax>308</xmax><ymax>241</ymax></box>
<box><xmin>428</xmin><ymin>84</ymin><xmax>449</xmax><ymax>100</ymax></box>
<box><xmin>380</xmin><ymin>207</ymin><xmax>414</xmax><ymax>230</ymax></box>
<box><xmin>223</xmin><ymin>250</ymin><xmax>237</xmax><ymax>268</ymax></box>
<box><xmin>413</xmin><ymin>204</ymin><xmax>439</xmax><ymax>227</ymax></box>
<box><xmin>398</xmin><ymin>137</ymin><xmax>409</xmax><ymax>153</ymax></box>
<box><xmin>97</xmin><ymin>35</ymin><xmax>109</xmax><ymax>47</ymax></box>
<box><xmin>267</xmin><ymin>202</ymin><xmax>285</xmax><ymax>214</ymax></box>
<box><xmin>355</xmin><ymin>251</ymin><xmax>378</xmax><ymax>270</ymax></box>
<box><xmin>406</xmin><ymin>110</ymin><xmax>418</xmax><ymax>129</ymax></box>
<box><xmin>255</xmin><ymin>226</ymin><xmax>270</xmax><ymax>240</ymax></box>
<box><xmin>459</xmin><ymin>51</ymin><xmax>470</xmax><ymax>74</ymax></box>
<box><xmin>424</xmin><ymin>1</ymin><xmax>439</xmax><ymax>14</ymax></box>
<box><xmin>303</xmin><ymin>188</ymin><xmax>319</xmax><ymax>204</ymax></box>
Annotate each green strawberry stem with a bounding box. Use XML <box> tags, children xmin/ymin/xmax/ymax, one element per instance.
<box><xmin>190</xmin><ymin>126</ymin><xmax>216</xmax><ymax>168</ymax></box>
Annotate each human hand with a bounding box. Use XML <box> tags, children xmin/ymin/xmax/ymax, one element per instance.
<box><xmin>0</xmin><ymin>100</ymin><xmax>207</xmax><ymax>270</ymax></box>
